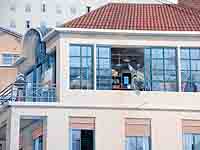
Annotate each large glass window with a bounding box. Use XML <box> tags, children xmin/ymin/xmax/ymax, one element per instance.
<box><xmin>33</xmin><ymin>136</ymin><xmax>43</xmax><ymax>150</ymax></box>
<box><xmin>70</xmin><ymin>45</ymin><xmax>94</xmax><ymax>89</ymax></box>
<box><xmin>126</xmin><ymin>136</ymin><xmax>150</xmax><ymax>150</ymax></box>
<box><xmin>96</xmin><ymin>46</ymin><xmax>112</xmax><ymax>90</ymax></box>
<box><xmin>144</xmin><ymin>48</ymin><xmax>177</xmax><ymax>91</ymax></box>
<box><xmin>181</xmin><ymin>48</ymin><xmax>200</xmax><ymax>92</ymax></box>
<box><xmin>71</xmin><ymin>129</ymin><xmax>94</xmax><ymax>150</ymax></box>
<box><xmin>25</xmin><ymin>71</ymin><xmax>35</xmax><ymax>102</ymax></box>
<box><xmin>184</xmin><ymin>134</ymin><xmax>200</xmax><ymax>150</ymax></box>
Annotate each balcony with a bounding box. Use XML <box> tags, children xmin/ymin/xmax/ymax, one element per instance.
<box><xmin>0</xmin><ymin>82</ymin><xmax>56</xmax><ymax>104</ymax></box>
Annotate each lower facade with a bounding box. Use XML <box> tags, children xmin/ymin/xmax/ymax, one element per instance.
<box><xmin>1</xmin><ymin>101</ymin><xmax>200</xmax><ymax>150</ymax></box>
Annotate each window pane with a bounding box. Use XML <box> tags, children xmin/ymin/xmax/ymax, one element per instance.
<box><xmin>33</xmin><ymin>136</ymin><xmax>43</xmax><ymax>150</ymax></box>
<box><xmin>70</xmin><ymin>45</ymin><xmax>93</xmax><ymax>90</ymax></box>
<box><xmin>126</xmin><ymin>137</ymin><xmax>149</xmax><ymax>150</ymax></box>
<box><xmin>152</xmin><ymin>59</ymin><xmax>163</xmax><ymax>70</ymax></box>
<box><xmin>70</xmin><ymin>57</ymin><xmax>80</xmax><ymax>67</ymax></box>
<box><xmin>144</xmin><ymin>47</ymin><xmax>177</xmax><ymax>91</ymax></box>
<box><xmin>152</xmin><ymin>48</ymin><xmax>163</xmax><ymax>58</ymax></box>
<box><xmin>70</xmin><ymin>69</ymin><xmax>81</xmax><ymax>89</ymax></box>
<box><xmin>97</xmin><ymin>59</ymin><xmax>110</xmax><ymax>69</ymax></box>
<box><xmin>165</xmin><ymin>59</ymin><xmax>176</xmax><ymax>70</ymax></box>
<box><xmin>181</xmin><ymin>49</ymin><xmax>190</xmax><ymax>59</ymax></box>
<box><xmin>144</xmin><ymin>49</ymin><xmax>151</xmax><ymax>81</ymax></box>
<box><xmin>81</xmin><ymin>130</ymin><xmax>94</xmax><ymax>150</ymax></box>
<box><xmin>2</xmin><ymin>54</ymin><xmax>13</xmax><ymax>65</ymax></box>
<box><xmin>152</xmin><ymin>82</ymin><xmax>165</xmax><ymax>91</ymax></box>
<box><xmin>164</xmin><ymin>48</ymin><xmax>176</xmax><ymax>59</ymax></box>
<box><xmin>126</xmin><ymin>137</ymin><xmax>136</xmax><ymax>150</ymax></box>
<box><xmin>182</xmin><ymin>82</ymin><xmax>199</xmax><ymax>92</ymax></box>
<box><xmin>82</xmin><ymin>57</ymin><xmax>92</xmax><ymax>68</ymax></box>
<box><xmin>181</xmin><ymin>60</ymin><xmax>190</xmax><ymax>70</ymax></box>
<box><xmin>165</xmin><ymin>70</ymin><xmax>177</xmax><ymax>81</ymax></box>
<box><xmin>191</xmin><ymin>60</ymin><xmax>200</xmax><ymax>70</ymax></box>
<box><xmin>184</xmin><ymin>134</ymin><xmax>193</xmax><ymax>150</ymax></box>
<box><xmin>194</xmin><ymin>135</ymin><xmax>200</xmax><ymax>150</ymax></box>
<box><xmin>96</xmin><ymin>46</ymin><xmax>112</xmax><ymax>90</ymax></box>
<box><xmin>191</xmin><ymin>71</ymin><xmax>200</xmax><ymax>81</ymax></box>
<box><xmin>190</xmin><ymin>48</ymin><xmax>200</xmax><ymax>59</ymax></box>
<box><xmin>72</xmin><ymin>130</ymin><xmax>81</xmax><ymax>150</ymax></box>
<box><xmin>165</xmin><ymin>82</ymin><xmax>177</xmax><ymax>91</ymax></box>
<box><xmin>82</xmin><ymin>46</ymin><xmax>92</xmax><ymax>56</ymax></box>
<box><xmin>181</xmin><ymin>71</ymin><xmax>190</xmax><ymax>81</ymax></box>
<box><xmin>98</xmin><ymin>47</ymin><xmax>110</xmax><ymax>58</ymax></box>
<box><xmin>152</xmin><ymin>70</ymin><xmax>164</xmax><ymax>80</ymax></box>
<box><xmin>70</xmin><ymin>46</ymin><xmax>80</xmax><ymax>56</ymax></box>
<box><xmin>137</xmin><ymin>137</ymin><xmax>150</xmax><ymax>150</ymax></box>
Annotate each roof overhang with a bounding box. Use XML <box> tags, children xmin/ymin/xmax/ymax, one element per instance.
<box><xmin>43</xmin><ymin>27</ymin><xmax>200</xmax><ymax>42</ymax></box>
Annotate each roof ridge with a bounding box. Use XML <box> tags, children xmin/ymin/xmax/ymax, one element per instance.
<box><xmin>63</xmin><ymin>3</ymin><xmax>112</xmax><ymax>27</ymax></box>
<box><xmin>0</xmin><ymin>26</ymin><xmax>22</xmax><ymax>39</ymax></box>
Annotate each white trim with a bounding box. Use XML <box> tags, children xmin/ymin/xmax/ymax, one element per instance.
<box><xmin>177</xmin><ymin>46</ymin><xmax>182</xmax><ymax>92</ymax></box>
<box><xmin>176</xmin><ymin>46</ymin><xmax>181</xmax><ymax>92</ymax></box>
<box><xmin>43</xmin><ymin>27</ymin><xmax>200</xmax><ymax>42</ymax></box>
<box><xmin>55</xmin><ymin>28</ymin><xmax>200</xmax><ymax>35</ymax></box>
<box><xmin>93</xmin><ymin>44</ymin><xmax>97</xmax><ymax>90</ymax></box>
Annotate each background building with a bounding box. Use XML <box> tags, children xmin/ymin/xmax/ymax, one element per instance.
<box><xmin>0</xmin><ymin>27</ymin><xmax>21</xmax><ymax>90</ymax></box>
<box><xmin>0</xmin><ymin>0</ymin><xmax>178</xmax><ymax>33</ymax></box>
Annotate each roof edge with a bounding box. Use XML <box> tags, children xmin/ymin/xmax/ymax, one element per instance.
<box><xmin>43</xmin><ymin>27</ymin><xmax>200</xmax><ymax>41</ymax></box>
<box><xmin>0</xmin><ymin>26</ymin><xmax>22</xmax><ymax>39</ymax></box>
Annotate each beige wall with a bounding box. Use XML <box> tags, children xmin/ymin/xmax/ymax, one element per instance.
<box><xmin>0</xmin><ymin>31</ymin><xmax>21</xmax><ymax>90</ymax></box>
<box><xmin>5</xmin><ymin>103</ymin><xmax>200</xmax><ymax>150</ymax></box>
<box><xmin>0</xmin><ymin>68</ymin><xmax>17</xmax><ymax>91</ymax></box>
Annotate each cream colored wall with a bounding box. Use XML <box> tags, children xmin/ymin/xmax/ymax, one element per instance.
<box><xmin>0</xmin><ymin>68</ymin><xmax>17</xmax><ymax>91</ymax></box>
<box><xmin>7</xmin><ymin>104</ymin><xmax>200</xmax><ymax>150</ymax></box>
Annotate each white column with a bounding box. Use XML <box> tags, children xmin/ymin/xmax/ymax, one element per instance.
<box><xmin>46</xmin><ymin>111</ymin><xmax>67</xmax><ymax>150</ymax></box>
<box><xmin>6</xmin><ymin>108</ymin><xmax>20</xmax><ymax>150</ymax></box>
<box><xmin>57</xmin><ymin>38</ymin><xmax>68</xmax><ymax>102</ymax></box>
<box><xmin>177</xmin><ymin>46</ymin><xmax>182</xmax><ymax>92</ymax></box>
<box><xmin>94</xmin><ymin>44</ymin><xmax>97</xmax><ymax>90</ymax></box>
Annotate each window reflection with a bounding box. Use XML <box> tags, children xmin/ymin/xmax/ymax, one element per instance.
<box><xmin>184</xmin><ymin>134</ymin><xmax>200</xmax><ymax>150</ymax></box>
<box><xmin>181</xmin><ymin>48</ymin><xmax>200</xmax><ymax>92</ymax></box>
<box><xmin>70</xmin><ymin>45</ymin><xmax>94</xmax><ymax>89</ymax></box>
<box><xmin>126</xmin><ymin>136</ymin><xmax>150</xmax><ymax>150</ymax></box>
<box><xmin>144</xmin><ymin>48</ymin><xmax>178</xmax><ymax>91</ymax></box>
<box><xmin>96</xmin><ymin>46</ymin><xmax>112</xmax><ymax>90</ymax></box>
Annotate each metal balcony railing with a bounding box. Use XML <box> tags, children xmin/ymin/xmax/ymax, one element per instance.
<box><xmin>0</xmin><ymin>82</ymin><xmax>56</xmax><ymax>104</ymax></box>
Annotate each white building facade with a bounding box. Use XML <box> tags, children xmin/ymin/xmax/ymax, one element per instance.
<box><xmin>0</xmin><ymin>0</ymin><xmax>178</xmax><ymax>33</ymax></box>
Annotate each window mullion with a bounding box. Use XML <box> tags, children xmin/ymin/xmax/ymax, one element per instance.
<box><xmin>80</xmin><ymin>47</ymin><xmax>82</xmax><ymax>89</ymax></box>
<box><xmin>163</xmin><ymin>48</ymin><xmax>166</xmax><ymax>91</ymax></box>
<box><xmin>189</xmin><ymin>48</ymin><xmax>192</xmax><ymax>87</ymax></box>
<box><xmin>177</xmin><ymin>46</ymin><xmax>182</xmax><ymax>92</ymax></box>
<box><xmin>94</xmin><ymin>44</ymin><xmax>97</xmax><ymax>90</ymax></box>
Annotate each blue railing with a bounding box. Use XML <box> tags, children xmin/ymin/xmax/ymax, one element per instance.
<box><xmin>0</xmin><ymin>82</ymin><xmax>56</xmax><ymax>104</ymax></box>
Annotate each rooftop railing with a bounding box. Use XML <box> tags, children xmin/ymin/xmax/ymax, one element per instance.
<box><xmin>0</xmin><ymin>82</ymin><xmax>56</xmax><ymax>104</ymax></box>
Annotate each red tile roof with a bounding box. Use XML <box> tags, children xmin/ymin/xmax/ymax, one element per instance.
<box><xmin>64</xmin><ymin>3</ymin><xmax>200</xmax><ymax>31</ymax></box>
